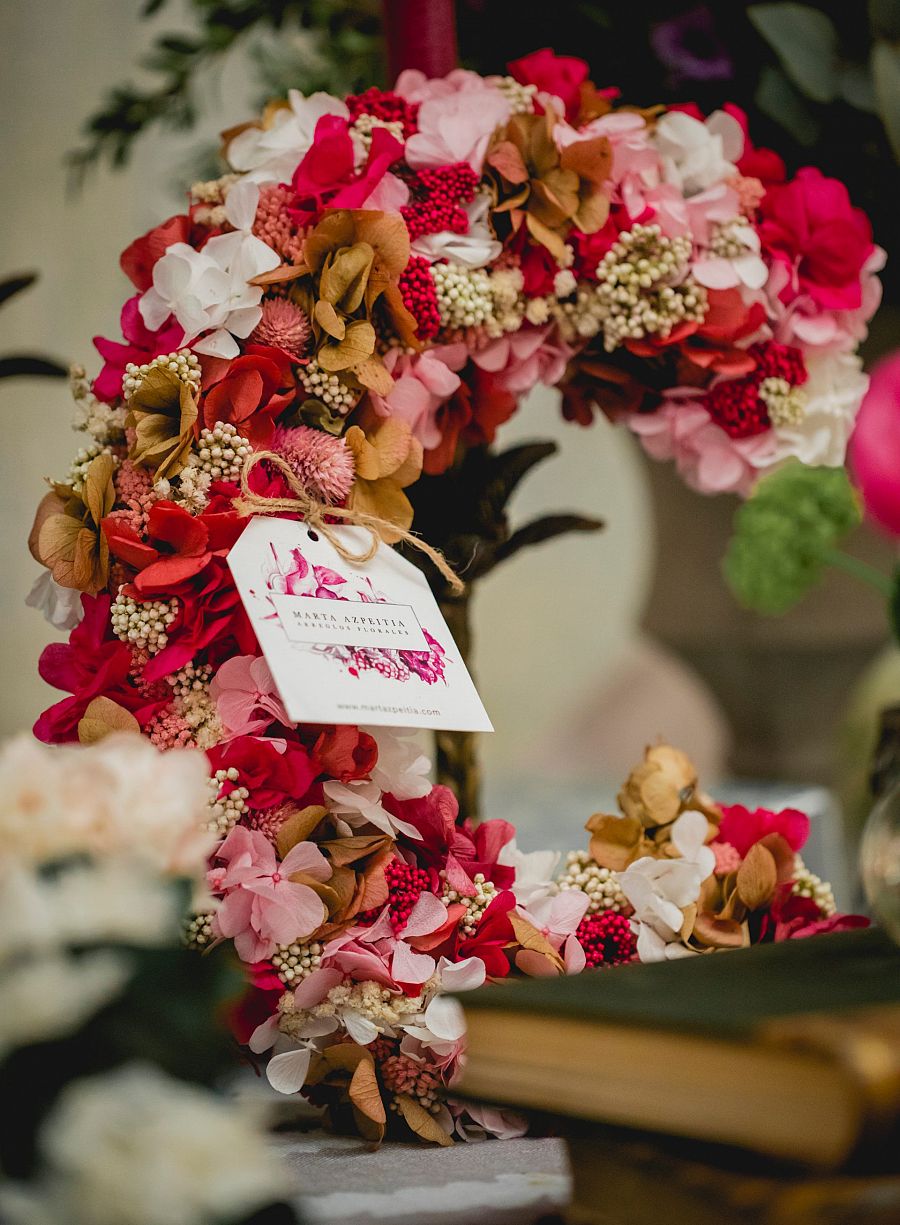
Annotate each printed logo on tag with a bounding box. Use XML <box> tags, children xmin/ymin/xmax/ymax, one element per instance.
<box><xmin>227</xmin><ymin>518</ymin><xmax>493</xmax><ymax>733</ymax></box>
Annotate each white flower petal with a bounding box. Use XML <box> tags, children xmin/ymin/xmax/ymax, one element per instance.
<box><xmin>266</xmin><ymin>1047</ymin><xmax>313</xmax><ymax>1094</ymax></box>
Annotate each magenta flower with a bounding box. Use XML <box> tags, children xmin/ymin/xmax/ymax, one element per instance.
<box><xmin>210</xmin><ymin>825</ymin><xmax>330</xmax><ymax>962</ymax></box>
<box><xmin>849</xmin><ymin>351</ymin><xmax>900</xmax><ymax>535</ymax></box>
<box><xmin>93</xmin><ymin>295</ymin><xmax>184</xmax><ymax>402</ymax></box>
<box><xmin>209</xmin><ymin>654</ymin><xmax>291</xmax><ymax>738</ymax></box>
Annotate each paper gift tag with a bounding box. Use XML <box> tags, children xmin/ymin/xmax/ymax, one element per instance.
<box><xmin>228</xmin><ymin>516</ymin><xmax>493</xmax><ymax>733</ymax></box>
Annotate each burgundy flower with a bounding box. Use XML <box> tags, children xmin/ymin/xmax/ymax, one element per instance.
<box><xmin>34</xmin><ymin>594</ymin><xmax>158</xmax><ymax>743</ymax></box>
<box><xmin>93</xmin><ymin>295</ymin><xmax>184</xmax><ymax>403</ymax></box>
<box><xmin>768</xmin><ymin>892</ymin><xmax>869</xmax><ymax>942</ymax></box>
<box><xmin>718</xmin><ymin>803</ymin><xmax>810</xmax><ymax>858</ymax></box>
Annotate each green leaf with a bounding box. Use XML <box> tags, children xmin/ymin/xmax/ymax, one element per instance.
<box><xmin>723</xmin><ymin>464</ymin><xmax>862</xmax><ymax>615</ymax></box>
<box><xmin>872</xmin><ymin>41</ymin><xmax>900</xmax><ymax>161</ymax></box>
<box><xmin>748</xmin><ymin>3</ymin><xmax>839</xmax><ymax>102</ymax></box>
<box><xmin>839</xmin><ymin>63</ymin><xmax>878</xmax><ymax>114</ymax></box>
<box><xmin>755</xmin><ymin>65</ymin><xmax>820</xmax><ymax>146</ymax></box>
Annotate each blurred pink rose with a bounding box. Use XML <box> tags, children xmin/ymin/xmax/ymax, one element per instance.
<box><xmin>849</xmin><ymin>350</ymin><xmax>900</xmax><ymax>535</ymax></box>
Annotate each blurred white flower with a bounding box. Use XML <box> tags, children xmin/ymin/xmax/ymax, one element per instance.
<box><xmin>323</xmin><ymin>777</ymin><xmax>423</xmax><ymax>840</ymax></box>
<box><xmin>1</xmin><ymin>1064</ymin><xmax>289</xmax><ymax>1225</ymax></box>
<box><xmin>139</xmin><ymin>180</ymin><xmax>280</xmax><ymax>359</ymax></box>
<box><xmin>498</xmin><ymin>839</ymin><xmax>561</xmax><ymax>908</ymax></box>
<box><xmin>412</xmin><ymin>194</ymin><xmax>502</xmax><ymax>269</ymax></box>
<box><xmin>25</xmin><ymin>572</ymin><xmax>83</xmax><ymax>631</ymax></box>
<box><xmin>761</xmin><ymin>351</ymin><xmax>869</xmax><ymax>470</ymax></box>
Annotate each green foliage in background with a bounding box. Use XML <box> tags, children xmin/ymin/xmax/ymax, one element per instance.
<box><xmin>724</xmin><ymin>463</ymin><xmax>866</xmax><ymax>615</ymax></box>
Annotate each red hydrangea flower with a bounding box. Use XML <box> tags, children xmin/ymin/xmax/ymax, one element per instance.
<box><xmin>308</xmin><ymin>725</ymin><xmax>378</xmax><ymax>783</ymax></box>
<box><xmin>207</xmin><ymin>735</ymin><xmax>320</xmax><ymax>810</ymax></box>
<box><xmin>103</xmin><ymin>500</ymin><xmax>246</xmax><ymax>596</ymax></box>
<box><xmin>93</xmin><ymin>295</ymin><xmax>184</xmax><ymax>403</ymax></box>
<box><xmin>508</xmin><ymin>48</ymin><xmax>590</xmax><ymax>123</ymax></box>
<box><xmin>759</xmin><ymin>167</ymin><xmax>875</xmax><ymax>311</ymax></box>
<box><xmin>452</xmin><ymin>891</ymin><xmax>517</xmax><ymax>977</ymax></box>
<box><xmin>120</xmin><ymin>214</ymin><xmax>191</xmax><ymax>291</ymax></box>
<box><xmin>718</xmin><ymin>804</ymin><xmax>810</xmax><ymax>858</ymax></box>
<box><xmin>769</xmin><ymin>893</ymin><xmax>869</xmax><ymax>942</ymax></box>
<box><xmin>201</xmin><ymin>344</ymin><xmax>296</xmax><ymax>446</ymax></box>
<box><xmin>34</xmin><ymin>594</ymin><xmax>159</xmax><ymax>743</ymax></box>
<box><xmin>290</xmin><ymin>116</ymin><xmax>404</xmax><ymax>224</ymax></box>
<box><xmin>229</xmin><ymin>962</ymin><xmax>286</xmax><ymax>1045</ymax></box>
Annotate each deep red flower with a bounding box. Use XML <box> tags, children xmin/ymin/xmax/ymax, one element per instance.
<box><xmin>759</xmin><ymin>167</ymin><xmax>874</xmax><ymax>311</ymax></box>
<box><xmin>453</xmin><ymin>891</ymin><xmax>517</xmax><ymax>978</ymax></box>
<box><xmin>718</xmin><ymin>804</ymin><xmax>810</xmax><ymax>858</ymax></box>
<box><xmin>207</xmin><ymin>735</ymin><xmax>320</xmax><ymax>810</ymax></box>
<box><xmin>508</xmin><ymin>48</ymin><xmax>590</xmax><ymax>123</ymax></box>
<box><xmin>34</xmin><ymin>594</ymin><xmax>159</xmax><ymax>743</ymax></box>
<box><xmin>309</xmin><ymin>725</ymin><xmax>378</xmax><ymax>782</ymax></box>
<box><xmin>462</xmin><ymin>367</ymin><xmax>518</xmax><ymax>450</ymax></box>
<box><xmin>93</xmin><ymin>295</ymin><xmax>184</xmax><ymax>403</ymax></box>
<box><xmin>120</xmin><ymin>214</ymin><xmax>191</xmax><ymax>292</ymax></box>
<box><xmin>103</xmin><ymin>500</ymin><xmax>246</xmax><ymax>596</ymax></box>
<box><xmin>201</xmin><ymin>344</ymin><xmax>296</xmax><ymax>446</ymax></box>
<box><xmin>767</xmin><ymin>892</ymin><xmax>869</xmax><ymax>942</ymax></box>
<box><xmin>290</xmin><ymin>116</ymin><xmax>404</xmax><ymax>224</ymax></box>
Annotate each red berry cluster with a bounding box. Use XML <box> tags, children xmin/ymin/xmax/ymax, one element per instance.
<box><xmin>575</xmin><ymin>910</ymin><xmax>637</xmax><ymax>968</ymax></box>
<box><xmin>401</xmin><ymin>163</ymin><xmax>479</xmax><ymax>241</ymax></box>
<box><xmin>398</xmin><ymin>255</ymin><xmax>442</xmax><ymax>340</ymax></box>
<box><xmin>358</xmin><ymin>859</ymin><xmax>434</xmax><ymax>932</ymax></box>
<box><xmin>346</xmin><ymin>88</ymin><xmax>419</xmax><ymax>139</ymax></box>
<box><xmin>704</xmin><ymin>341</ymin><xmax>808</xmax><ymax>439</ymax></box>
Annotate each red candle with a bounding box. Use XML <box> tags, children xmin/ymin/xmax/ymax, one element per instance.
<box><xmin>382</xmin><ymin>0</ymin><xmax>458</xmax><ymax>82</ymax></box>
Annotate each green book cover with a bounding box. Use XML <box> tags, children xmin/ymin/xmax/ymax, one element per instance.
<box><xmin>457</xmin><ymin>928</ymin><xmax>900</xmax><ymax>1034</ymax></box>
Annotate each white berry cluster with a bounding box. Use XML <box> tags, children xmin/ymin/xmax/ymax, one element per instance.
<box><xmin>299</xmin><ymin>360</ymin><xmax>359</xmax><ymax>414</ymax></box>
<box><xmin>494</xmin><ymin>75</ymin><xmax>538</xmax><ymax>114</ymax></box>
<box><xmin>70</xmin><ymin>363</ymin><xmax>126</xmax><ymax>444</ymax></box>
<box><xmin>67</xmin><ymin>440</ymin><xmax>116</xmax><ymax>493</ymax></box>
<box><xmin>557</xmin><ymin>849</ymin><xmax>628</xmax><ymax>914</ymax></box>
<box><xmin>271</xmin><ymin>940</ymin><xmax>323</xmax><ymax>986</ymax></box>
<box><xmin>759</xmin><ymin>376</ymin><xmax>807</xmax><ymax>428</ymax></box>
<box><xmin>167</xmin><ymin>661</ymin><xmax>213</xmax><ymax>699</ymax></box>
<box><xmin>179</xmin><ymin>689</ymin><xmax>224</xmax><ymax>751</ymax></box>
<box><xmin>791</xmin><ymin>856</ymin><xmax>836</xmax><ymax>917</ymax></box>
<box><xmin>110</xmin><ymin>590</ymin><xmax>178</xmax><ymax>654</ymax></box>
<box><xmin>593</xmin><ymin>223</ymin><xmax>706</xmax><ymax>351</ymax></box>
<box><xmin>189</xmin><ymin>172</ymin><xmax>242</xmax><ymax>226</ymax></box>
<box><xmin>487</xmin><ymin>266</ymin><xmax>526</xmax><ymax>335</ymax></box>
<box><xmin>161</xmin><ymin>461</ymin><xmax>212</xmax><ymax>513</ymax></box>
<box><xmin>122</xmin><ymin>349</ymin><xmax>201</xmax><ymax>400</ymax></box>
<box><xmin>441</xmin><ymin>872</ymin><xmax>498</xmax><ymax>936</ymax></box>
<box><xmin>280</xmin><ymin>979</ymin><xmax>423</xmax><ymax>1034</ymax></box>
<box><xmin>708</xmin><ymin>218</ymin><xmax>756</xmax><ymax>260</ymax></box>
<box><xmin>183</xmin><ymin>911</ymin><xmax>215</xmax><ymax>950</ymax></box>
<box><xmin>194</xmin><ymin>421</ymin><xmax>253</xmax><ymax>482</ymax></box>
<box><xmin>205</xmin><ymin>767</ymin><xmax>249</xmax><ymax>837</ymax></box>
<box><xmin>432</xmin><ymin>261</ymin><xmax>495</xmax><ymax>332</ymax></box>
<box><xmin>350</xmin><ymin>113</ymin><xmax>405</xmax><ymax>161</ymax></box>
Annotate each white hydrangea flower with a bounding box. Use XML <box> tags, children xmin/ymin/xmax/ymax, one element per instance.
<box><xmin>619</xmin><ymin>810</ymin><xmax>715</xmax><ymax>963</ymax></box>
<box><xmin>653</xmin><ymin>109</ymin><xmax>743</xmax><ymax>197</ymax></box>
<box><xmin>498</xmin><ymin>839</ymin><xmax>561</xmax><ymax>908</ymax></box>
<box><xmin>323</xmin><ymin>777</ymin><xmax>423</xmax><ymax>840</ymax></box>
<box><xmin>363</xmin><ymin>726</ymin><xmax>432</xmax><ymax>800</ymax></box>
<box><xmin>226</xmin><ymin>89</ymin><xmax>350</xmax><ymax>184</ymax></box>
<box><xmin>412</xmin><ymin>193</ymin><xmax>502</xmax><ymax>269</ymax></box>
<box><xmin>761</xmin><ymin>351</ymin><xmax>869</xmax><ymax>470</ymax></box>
<box><xmin>139</xmin><ymin>180</ymin><xmax>280</xmax><ymax>359</ymax></box>
<box><xmin>25</xmin><ymin>572</ymin><xmax>84</xmax><ymax>632</ymax></box>
<box><xmin>0</xmin><ymin>1064</ymin><xmax>290</xmax><ymax>1225</ymax></box>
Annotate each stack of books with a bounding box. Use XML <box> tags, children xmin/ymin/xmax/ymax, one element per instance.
<box><xmin>455</xmin><ymin>929</ymin><xmax>900</xmax><ymax>1224</ymax></box>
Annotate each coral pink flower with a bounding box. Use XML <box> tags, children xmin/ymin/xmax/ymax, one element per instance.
<box><xmin>210</xmin><ymin>825</ymin><xmax>330</xmax><ymax>962</ymax></box>
<box><xmin>93</xmin><ymin>295</ymin><xmax>184</xmax><ymax>403</ymax></box>
<box><xmin>271</xmin><ymin>424</ymin><xmax>356</xmax><ymax>504</ymax></box>
<box><xmin>394</xmin><ymin>67</ymin><xmax>492</xmax><ymax>105</ymax></box>
<box><xmin>210</xmin><ymin>655</ymin><xmax>290</xmax><ymax>737</ymax></box>
<box><xmin>718</xmin><ymin>804</ymin><xmax>810</xmax><ymax>858</ymax></box>
<box><xmin>515</xmin><ymin>889</ymin><xmax>591</xmax><ymax>976</ymax></box>
<box><xmin>849</xmin><ymin>350</ymin><xmax>900</xmax><ymax>535</ymax></box>
<box><xmin>471</xmin><ymin>325</ymin><xmax>572</xmax><ymax>396</ymax></box>
<box><xmin>759</xmin><ymin>167</ymin><xmax>875</xmax><ymax>312</ymax></box>
<box><xmin>368</xmin><ymin>345</ymin><xmax>467</xmax><ymax>449</ymax></box>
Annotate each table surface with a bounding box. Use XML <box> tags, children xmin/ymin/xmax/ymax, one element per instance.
<box><xmin>275</xmin><ymin>1128</ymin><xmax>571</xmax><ymax>1225</ymax></box>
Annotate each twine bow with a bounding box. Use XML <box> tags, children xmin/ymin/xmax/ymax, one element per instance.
<box><xmin>234</xmin><ymin>450</ymin><xmax>464</xmax><ymax>594</ymax></box>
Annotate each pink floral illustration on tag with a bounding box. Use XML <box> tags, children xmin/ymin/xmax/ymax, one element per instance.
<box><xmin>260</xmin><ymin>540</ymin><xmax>448</xmax><ymax>686</ymax></box>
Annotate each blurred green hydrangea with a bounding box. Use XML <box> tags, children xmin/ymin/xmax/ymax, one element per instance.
<box><xmin>724</xmin><ymin>462</ymin><xmax>862</xmax><ymax>614</ymax></box>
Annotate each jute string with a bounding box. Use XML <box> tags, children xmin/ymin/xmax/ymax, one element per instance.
<box><xmin>234</xmin><ymin>450</ymin><xmax>465</xmax><ymax>594</ymax></box>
